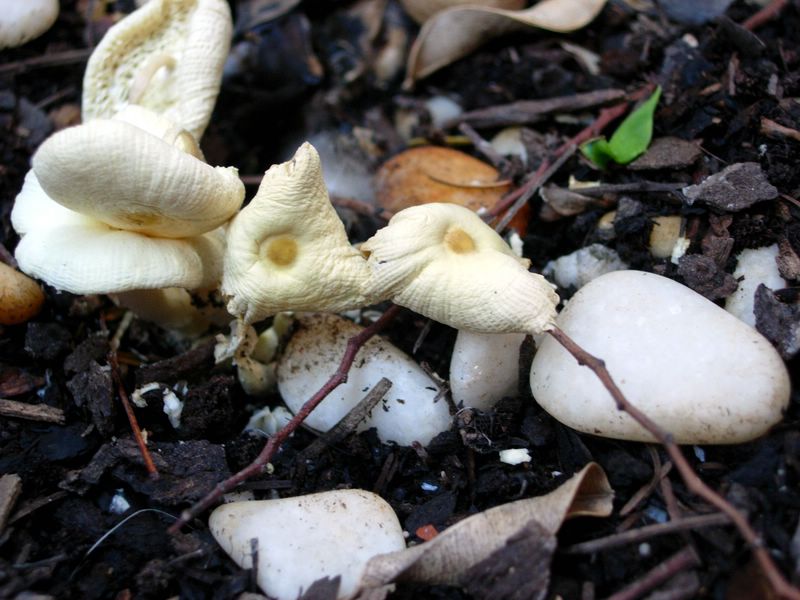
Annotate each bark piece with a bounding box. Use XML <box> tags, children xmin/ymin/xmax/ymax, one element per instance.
<box><xmin>683</xmin><ymin>162</ymin><xmax>778</xmax><ymax>211</ymax></box>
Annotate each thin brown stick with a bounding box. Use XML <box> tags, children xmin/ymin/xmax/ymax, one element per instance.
<box><xmin>458</xmin><ymin>122</ymin><xmax>511</xmax><ymax>172</ymax></box>
<box><xmin>167</xmin><ymin>306</ymin><xmax>403</xmax><ymax>534</ymax></box>
<box><xmin>0</xmin><ymin>398</ymin><xmax>65</xmax><ymax>424</ymax></box>
<box><xmin>0</xmin><ymin>48</ymin><xmax>92</xmax><ymax>75</ymax></box>
<box><xmin>548</xmin><ymin>326</ymin><xmax>800</xmax><ymax>600</ymax></box>
<box><xmin>108</xmin><ymin>352</ymin><xmax>159</xmax><ymax>480</ymax></box>
<box><xmin>605</xmin><ymin>546</ymin><xmax>700</xmax><ymax>600</ymax></box>
<box><xmin>562</xmin><ymin>513</ymin><xmax>730</xmax><ymax>554</ymax></box>
<box><xmin>742</xmin><ymin>0</ymin><xmax>788</xmax><ymax>30</ymax></box>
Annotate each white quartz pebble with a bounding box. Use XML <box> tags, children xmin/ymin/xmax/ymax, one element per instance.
<box><xmin>209</xmin><ymin>490</ymin><xmax>405</xmax><ymax>600</ymax></box>
<box><xmin>277</xmin><ymin>313</ymin><xmax>451</xmax><ymax>446</ymax></box>
<box><xmin>725</xmin><ymin>244</ymin><xmax>786</xmax><ymax>328</ymax></box>
<box><xmin>543</xmin><ymin>243</ymin><xmax>629</xmax><ymax>290</ymax></box>
<box><xmin>450</xmin><ymin>330</ymin><xmax>525</xmax><ymax>411</ymax></box>
<box><xmin>531</xmin><ymin>270</ymin><xmax>790</xmax><ymax>444</ymax></box>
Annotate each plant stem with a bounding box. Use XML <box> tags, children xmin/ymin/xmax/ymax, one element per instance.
<box><xmin>547</xmin><ymin>326</ymin><xmax>800</xmax><ymax>600</ymax></box>
<box><xmin>167</xmin><ymin>305</ymin><xmax>403</xmax><ymax>534</ymax></box>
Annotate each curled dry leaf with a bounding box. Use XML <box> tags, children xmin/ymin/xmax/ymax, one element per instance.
<box><xmin>375</xmin><ymin>146</ymin><xmax>529</xmax><ymax>232</ymax></box>
<box><xmin>353</xmin><ymin>462</ymin><xmax>613</xmax><ymax>597</ymax></box>
<box><xmin>405</xmin><ymin>0</ymin><xmax>608</xmax><ymax>86</ymax></box>
<box><xmin>0</xmin><ymin>262</ymin><xmax>45</xmax><ymax>325</ymax></box>
<box><xmin>399</xmin><ymin>0</ymin><xmax>525</xmax><ymax>25</ymax></box>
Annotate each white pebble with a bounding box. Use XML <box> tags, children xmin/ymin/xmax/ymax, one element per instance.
<box><xmin>543</xmin><ymin>244</ymin><xmax>629</xmax><ymax>290</ymax></box>
<box><xmin>649</xmin><ymin>216</ymin><xmax>682</xmax><ymax>259</ymax></box>
<box><xmin>425</xmin><ymin>96</ymin><xmax>462</xmax><ymax>128</ymax></box>
<box><xmin>725</xmin><ymin>244</ymin><xmax>786</xmax><ymax>328</ymax></box>
<box><xmin>277</xmin><ymin>314</ymin><xmax>451</xmax><ymax>446</ymax></box>
<box><xmin>530</xmin><ymin>270</ymin><xmax>790</xmax><ymax>444</ymax></box>
<box><xmin>499</xmin><ymin>448</ymin><xmax>531</xmax><ymax>465</ymax></box>
<box><xmin>490</xmin><ymin>127</ymin><xmax>527</xmax><ymax>162</ymax></box>
<box><xmin>450</xmin><ymin>330</ymin><xmax>524</xmax><ymax>410</ymax></box>
<box><xmin>209</xmin><ymin>490</ymin><xmax>405</xmax><ymax>600</ymax></box>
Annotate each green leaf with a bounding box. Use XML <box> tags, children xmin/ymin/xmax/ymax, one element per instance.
<box><xmin>580</xmin><ymin>86</ymin><xmax>662</xmax><ymax>169</ymax></box>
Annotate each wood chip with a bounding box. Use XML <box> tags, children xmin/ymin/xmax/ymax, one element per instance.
<box><xmin>0</xmin><ymin>473</ymin><xmax>22</xmax><ymax>534</ymax></box>
<box><xmin>0</xmin><ymin>398</ymin><xmax>65</xmax><ymax>424</ymax></box>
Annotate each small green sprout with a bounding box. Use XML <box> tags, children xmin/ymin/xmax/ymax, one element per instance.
<box><xmin>581</xmin><ymin>86</ymin><xmax>662</xmax><ymax>169</ymax></box>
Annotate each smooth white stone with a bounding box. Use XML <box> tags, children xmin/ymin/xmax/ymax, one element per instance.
<box><xmin>725</xmin><ymin>244</ymin><xmax>786</xmax><ymax>328</ymax></box>
<box><xmin>543</xmin><ymin>244</ymin><xmax>628</xmax><ymax>290</ymax></box>
<box><xmin>209</xmin><ymin>490</ymin><xmax>405</xmax><ymax>600</ymax></box>
<box><xmin>450</xmin><ymin>330</ymin><xmax>525</xmax><ymax>411</ymax></box>
<box><xmin>531</xmin><ymin>270</ymin><xmax>790</xmax><ymax>444</ymax></box>
<box><xmin>277</xmin><ymin>313</ymin><xmax>451</xmax><ymax>446</ymax></box>
<box><xmin>499</xmin><ymin>448</ymin><xmax>531</xmax><ymax>465</ymax></box>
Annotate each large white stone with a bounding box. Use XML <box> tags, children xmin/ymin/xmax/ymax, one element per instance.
<box><xmin>277</xmin><ymin>313</ymin><xmax>452</xmax><ymax>446</ymax></box>
<box><xmin>209</xmin><ymin>490</ymin><xmax>405</xmax><ymax>600</ymax></box>
<box><xmin>450</xmin><ymin>330</ymin><xmax>525</xmax><ymax>411</ymax></box>
<box><xmin>530</xmin><ymin>270</ymin><xmax>790</xmax><ymax>444</ymax></box>
<box><xmin>725</xmin><ymin>244</ymin><xmax>786</xmax><ymax>328</ymax></box>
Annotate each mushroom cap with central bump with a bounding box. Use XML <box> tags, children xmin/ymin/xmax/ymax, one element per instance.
<box><xmin>82</xmin><ymin>0</ymin><xmax>233</xmax><ymax>140</ymax></box>
<box><xmin>222</xmin><ymin>142</ymin><xmax>371</xmax><ymax>325</ymax></box>
<box><xmin>361</xmin><ymin>203</ymin><xmax>559</xmax><ymax>334</ymax></box>
<box><xmin>31</xmin><ymin>118</ymin><xmax>244</xmax><ymax>238</ymax></box>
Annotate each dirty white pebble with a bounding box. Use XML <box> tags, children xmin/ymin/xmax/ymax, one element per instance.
<box><xmin>499</xmin><ymin>448</ymin><xmax>531</xmax><ymax>465</ymax></box>
<box><xmin>209</xmin><ymin>489</ymin><xmax>405</xmax><ymax>600</ymax></box>
<box><xmin>530</xmin><ymin>270</ymin><xmax>790</xmax><ymax>444</ymax></box>
<box><xmin>725</xmin><ymin>244</ymin><xmax>786</xmax><ymax>328</ymax></box>
<box><xmin>244</xmin><ymin>405</ymin><xmax>293</xmax><ymax>436</ymax></box>
<box><xmin>108</xmin><ymin>489</ymin><xmax>130</xmax><ymax>515</ymax></box>
<box><xmin>490</xmin><ymin>127</ymin><xmax>527</xmax><ymax>162</ymax></box>
<box><xmin>543</xmin><ymin>244</ymin><xmax>628</xmax><ymax>290</ymax></box>
<box><xmin>649</xmin><ymin>216</ymin><xmax>682</xmax><ymax>259</ymax></box>
<box><xmin>277</xmin><ymin>314</ymin><xmax>451</xmax><ymax>446</ymax></box>
<box><xmin>426</xmin><ymin>96</ymin><xmax>462</xmax><ymax>128</ymax></box>
<box><xmin>450</xmin><ymin>330</ymin><xmax>524</xmax><ymax>411</ymax></box>
<box><xmin>162</xmin><ymin>389</ymin><xmax>183</xmax><ymax>429</ymax></box>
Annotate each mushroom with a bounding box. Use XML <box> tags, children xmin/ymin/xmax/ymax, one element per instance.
<box><xmin>0</xmin><ymin>0</ymin><xmax>59</xmax><ymax>49</ymax></box>
<box><xmin>361</xmin><ymin>203</ymin><xmax>559</xmax><ymax>335</ymax></box>
<box><xmin>82</xmin><ymin>0</ymin><xmax>233</xmax><ymax>140</ymax></box>
<box><xmin>11</xmin><ymin>110</ymin><xmax>244</xmax><ymax>334</ymax></box>
<box><xmin>222</xmin><ymin>143</ymin><xmax>372</xmax><ymax>325</ymax></box>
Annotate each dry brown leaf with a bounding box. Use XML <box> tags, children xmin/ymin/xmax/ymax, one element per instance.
<box><xmin>405</xmin><ymin>0</ymin><xmax>608</xmax><ymax>87</ymax></box>
<box><xmin>353</xmin><ymin>462</ymin><xmax>613</xmax><ymax>597</ymax></box>
<box><xmin>399</xmin><ymin>0</ymin><xmax>526</xmax><ymax>25</ymax></box>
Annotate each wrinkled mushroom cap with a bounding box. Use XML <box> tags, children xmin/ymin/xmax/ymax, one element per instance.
<box><xmin>222</xmin><ymin>143</ymin><xmax>371</xmax><ymax>324</ymax></box>
<box><xmin>31</xmin><ymin>118</ymin><xmax>243</xmax><ymax>238</ymax></box>
<box><xmin>0</xmin><ymin>0</ymin><xmax>59</xmax><ymax>49</ymax></box>
<box><xmin>361</xmin><ymin>203</ymin><xmax>559</xmax><ymax>334</ymax></box>
<box><xmin>82</xmin><ymin>0</ymin><xmax>233</xmax><ymax>140</ymax></box>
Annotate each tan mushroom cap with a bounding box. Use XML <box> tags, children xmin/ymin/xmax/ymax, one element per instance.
<box><xmin>361</xmin><ymin>203</ymin><xmax>559</xmax><ymax>334</ymax></box>
<box><xmin>32</xmin><ymin>118</ymin><xmax>244</xmax><ymax>238</ymax></box>
<box><xmin>223</xmin><ymin>143</ymin><xmax>371</xmax><ymax>325</ymax></box>
<box><xmin>82</xmin><ymin>0</ymin><xmax>233</xmax><ymax>140</ymax></box>
<box><xmin>0</xmin><ymin>0</ymin><xmax>59</xmax><ymax>49</ymax></box>
<box><xmin>11</xmin><ymin>171</ymin><xmax>226</xmax><ymax>295</ymax></box>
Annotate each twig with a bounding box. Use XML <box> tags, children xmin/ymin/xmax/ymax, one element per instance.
<box><xmin>570</xmin><ymin>182</ymin><xmax>685</xmax><ymax>197</ymax></box>
<box><xmin>0</xmin><ymin>398</ymin><xmax>65</xmax><ymax>424</ymax></box>
<box><xmin>167</xmin><ymin>305</ymin><xmax>403</xmax><ymax>534</ymax></box>
<box><xmin>605</xmin><ymin>546</ymin><xmax>700</xmax><ymax>600</ymax></box>
<box><xmin>548</xmin><ymin>326</ymin><xmax>800</xmax><ymax>600</ymax></box>
<box><xmin>298</xmin><ymin>378</ymin><xmax>392</xmax><ymax>461</ymax></box>
<box><xmin>562</xmin><ymin>513</ymin><xmax>731</xmax><ymax>554</ymax></box>
<box><xmin>446</xmin><ymin>88</ymin><xmax>626</xmax><ymax>129</ymax></box>
<box><xmin>458</xmin><ymin>123</ymin><xmax>511</xmax><ymax>172</ymax></box>
<box><xmin>108</xmin><ymin>352</ymin><xmax>160</xmax><ymax>480</ymax></box>
<box><xmin>742</xmin><ymin>0</ymin><xmax>788</xmax><ymax>31</ymax></box>
<box><xmin>620</xmin><ymin>454</ymin><xmax>671</xmax><ymax>517</ymax></box>
<box><xmin>0</xmin><ymin>474</ymin><xmax>22</xmax><ymax>534</ymax></box>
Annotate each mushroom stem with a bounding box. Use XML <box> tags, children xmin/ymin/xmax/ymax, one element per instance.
<box><xmin>128</xmin><ymin>52</ymin><xmax>176</xmax><ymax>105</ymax></box>
<box><xmin>547</xmin><ymin>325</ymin><xmax>800</xmax><ymax>600</ymax></box>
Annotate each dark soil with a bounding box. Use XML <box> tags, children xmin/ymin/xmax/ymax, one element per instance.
<box><xmin>1</xmin><ymin>1</ymin><xmax>800</xmax><ymax>599</ymax></box>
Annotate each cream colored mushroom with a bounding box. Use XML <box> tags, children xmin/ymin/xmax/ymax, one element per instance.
<box><xmin>222</xmin><ymin>143</ymin><xmax>371</xmax><ymax>325</ymax></box>
<box><xmin>11</xmin><ymin>111</ymin><xmax>243</xmax><ymax>334</ymax></box>
<box><xmin>82</xmin><ymin>0</ymin><xmax>233</xmax><ymax>140</ymax></box>
<box><xmin>0</xmin><ymin>0</ymin><xmax>59</xmax><ymax>49</ymax></box>
<box><xmin>361</xmin><ymin>203</ymin><xmax>558</xmax><ymax>334</ymax></box>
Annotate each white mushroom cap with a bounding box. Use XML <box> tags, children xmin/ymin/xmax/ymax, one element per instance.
<box><xmin>82</xmin><ymin>0</ymin><xmax>233</xmax><ymax>140</ymax></box>
<box><xmin>31</xmin><ymin>118</ymin><xmax>243</xmax><ymax>238</ymax></box>
<box><xmin>12</xmin><ymin>171</ymin><xmax>227</xmax><ymax>294</ymax></box>
<box><xmin>0</xmin><ymin>0</ymin><xmax>59</xmax><ymax>49</ymax></box>
<box><xmin>361</xmin><ymin>203</ymin><xmax>559</xmax><ymax>334</ymax></box>
<box><xmin>222</xmin><ymin>143</ymin><xmax>371</xmax><ymax>324</ymax></box>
